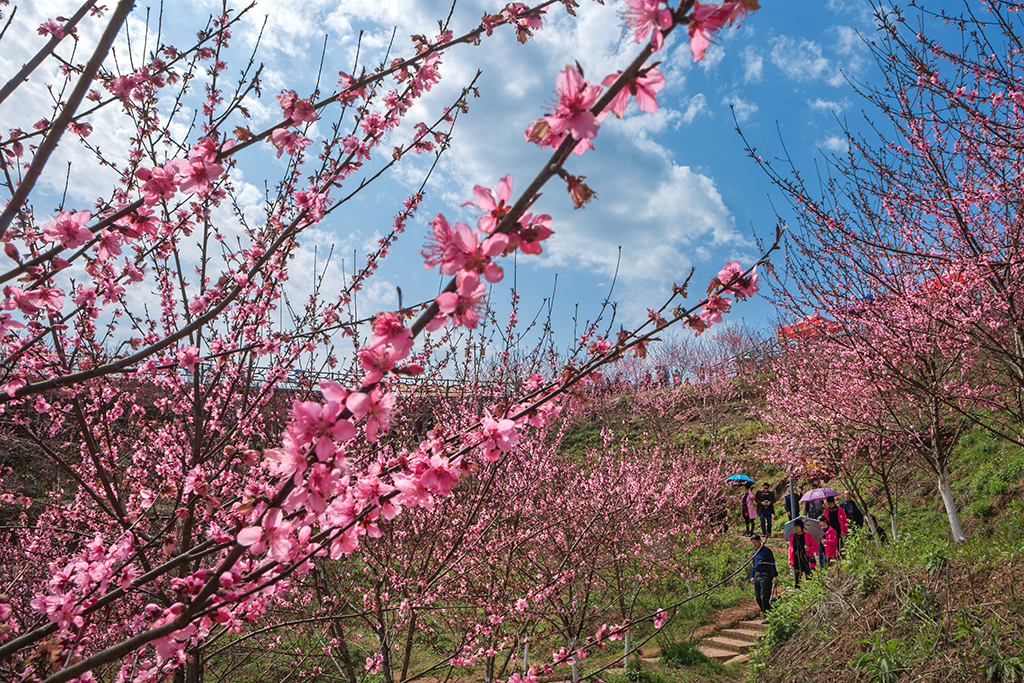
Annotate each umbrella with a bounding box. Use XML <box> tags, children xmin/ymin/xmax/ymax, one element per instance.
<box><xmin>725</xmin><ymin>474</ymin><xmax>754</xmax><ymax>486</ymax></box>
<box><xmin>783</xmin><ymin>516</ymin><xmax>824</xmax><ymax>543</ymax></box>
<box><xmin>799</xmin><ymin>487</ymin><xmax>840</xmax><ymax>503</ymax></box>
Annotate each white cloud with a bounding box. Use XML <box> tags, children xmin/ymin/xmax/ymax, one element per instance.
<box><xmin>809</xmin><ymin>97</ymin><xmax>850</xmax><ymax>114</ymax></box>
<box><xmin>721</xmin><ymin>94</ymin><xmax>759</xmax><ymax>123</ymax></box>
<box><xmin>770</xmin><ymin>36</ymin><xmax>833</xmax><ymax>82</ymax></box>
<box><xmin>699</xmin><ymin>46</ymin><xmax>727</xmax><ymax>72</ymax></box>
<box><xmin>543</xmin><ymin>162</ymin><xmax>744</xmax><ymax>283</ymax></box>
<box><xmin>820</xmin><ymin>134</ymin><xmax>849</xmax><ymax>153</ymax></box>
<box><xmin>681</xmin><ymin>94</ymin><xmax>709</xmax><ymax>124</ymax></box>
<box><xmin>742</xmin><ymin>46</ymin><xmax>763</xmax><ymax>83</ymax></box>
<box><xmin>829</xmin><ymin>25</ymin><xmax>868</xmax><ymax>85</ymax></box>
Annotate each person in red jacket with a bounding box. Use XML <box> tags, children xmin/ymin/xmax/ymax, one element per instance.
<box><xmin>788</xmin><ymin>519</ymin><xmax>817</xmax><ymax>588</ymax></box>
<box><xmin>819</xmin><ymin>517</ymin><xmax>840</xmax><ymax>566</ymax></box>
<box><xmin>821</xmin><ymin>496</ymin><xmax>849</xmax><ymax>552</ymax></box>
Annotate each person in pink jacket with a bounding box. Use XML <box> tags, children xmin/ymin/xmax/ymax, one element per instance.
<box><xmin>741</xmin><ymin>483</ymin><xmax>757</xmax><ymax>536</ymax></box>
<box><xmin>821</xmin><ymin>496</ymin><xmax>849</xmax><ymax>552</ymax></box>
<box><xmin>788</xmin><ymin>519</ymin><xmax>818</xmax><ymax>588</ymax></box>
<box><xmin>820</xmin><ymin>520</ymin><xmax>840</xmax><ymax>565</ymax></box>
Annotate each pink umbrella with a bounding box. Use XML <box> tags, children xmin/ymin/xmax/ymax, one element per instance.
<box><xmin>799</xmin><ymin>487</ymin><xmax>840</xmax><ymax>503</ymax></box>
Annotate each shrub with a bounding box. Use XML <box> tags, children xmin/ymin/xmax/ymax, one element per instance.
<box><xmin>851</xmin><ymin>629</ymin><xmax>907</xmax><ymax>683</ymax></box>
<box><xmin>660</xmin><ymin>639</ymin><xmax>714</xmax><ymax>668</ymax></box>
<box><xmin>624</xmin><ymin>661</ymin><xmax>670</xmax><ymax>683</ymax></box>
<box><xmin>923</xmin><ymin>548</ymin><xmax>950</xmax><ymax>576</ymax></box>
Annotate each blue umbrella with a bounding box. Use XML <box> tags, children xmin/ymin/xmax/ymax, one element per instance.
<box><xmin>726</xmin><ymin>474</ymin><xmax>755</xmax><ymax>486</ymax></box>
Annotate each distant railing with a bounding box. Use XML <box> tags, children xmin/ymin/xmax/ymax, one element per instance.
<box><xmin>262</xmin><ymin>368</ymin><xmax>488</xmax><ymax>398</ymax></box>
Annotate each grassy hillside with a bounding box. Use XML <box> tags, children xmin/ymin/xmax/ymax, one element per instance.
<box><xmin>750</xmin><ymin>433</ymin><xmax>1024</xmax><ymax>682</ymax></box>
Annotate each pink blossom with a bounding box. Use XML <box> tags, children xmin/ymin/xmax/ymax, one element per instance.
<box><xmin>545</xmin><ymin>65</ymin><xmax>602</xmax><ymax>144</ymax></box>
<box><xmin>0</xmin><ymin>314</ymin><xmax>25</xmax><ymax>335</ymax></box>
<box><xmin>137</xmin><ymin>163</ymin><xmax>183</xmax><ymax>205</ymax></box>
<box><xmin>290</xmin><ymin>399</ymin><xmax>358</xmax><ymax>460</ymax></box>
<box><xmin>699</xmin><ymin>293</ymin><xmax>732</xmax><ymax>325</ymax></box>
<box><xmin>337</xmin><ymin>72</ymin><xmax>368</xmax><ymax>106</ymax></box>
<box><xmin>588</xmin><ymin>338</ymin><xmax>612</xmax><ymax>356</ymax></box>
<box><xmin>622</xmin><ymin>0</ymin><xmax>672</xmax><ymax>51</ymax></box>
<box><xmin>716</xmin><ymin>261</ymin><xmax>759</xmax><ymax>298</ymax></box>
<box><xmin>506</xmin><ymin>3</ymin><xmax>545</xmax><ymax>43</ymax></box>
<box><xmin>4</xmin><ymin>286</ymin><xmax>63</xmax><ymax>315</ymax></box>
<box><xmin>430</xmin><ymin>271</ymin><xmax>487</xmax><ymax>330</ymax></box>
<box><xmin>176</xmin><ymin>148</ymin><xmax>224</xmax><ymax>195</ymax></box>
<box><xmin>371</xmin><ymin>311</ymin><xmax>406</xmax><ymax>340</ymax></box>
<box><xmin>237</xmin><ymin>507</ymin><xmax>294</xmax><ymax>562</ymax></box>
<box><xmin>418</xmin><ymin>452</ymin><xmax>461</xmax><ymax>496</ymax></box>
<box><xmin>421</xmin><ymin>213</ymin><xmax>505</xmax><ymax>279</ymax></box>
<box><xmin>688</xmin><ymin>2</ymin><xmax>747</xmax><ymax>62</ymax></box>
<box><xmin>514</xmin><ymin>213</ymin><xmax>554</xmax><ymax>255</ymax></box>
<box><xmin>479</xmin><ymin>412</ymin><xmax>520</xmax><ymax>461</ymax></box>
<box><xmin>176</xmin><ymin>345</ymin><xmax>200</xmax><ymax>372</ymax></box>
<box><xmin>37</xmin><ymin>287</ymin><xmax>63</xmax><ymax>312</ymax></box>
<box><xmin>115</xmin><ymin>206</ymin><xmax>158</xmax><ymax>238</ymax></box>
<box><xmin>601</xmin><ymin>67</ymin><xmax>666</xmax><ymax>118</ymax></box>
<box><xmin>277</xmin><ymin>89</ymin><xmax>318</xmax><ymax>124</ymax></box>
<box><xmin>41</xmin><ymin>210</ymin><xmax>93</xmax><ymax>248</ymax></box>
<box><xmin>346</xmin><ymin>387</ymin><xmax>396</xmax><ymax>443</ymax></box>
<box><xmin>37</xmin><ymin>20</ymin><xmax>71</xmax><ymax>39</ymax></box>
<box><xmin>264</xmin><ymin>446</ymin><xmax>308</xmax><ymax>483</ymax></box>
<box><xmin>358</xmin><ymin>321</ymin><xmax>413</xmax><ymax>385</ymax></box>
<box><xmin>653</xmin><ymin>608</ymin><xmax>667</xmax><ymax>629</ymax></box>
<box><xmin>393</xmin><ymin>471</ymin><xmax>435</xmax><ymax>511</ymax></box>
<box><xmin>466</xmin><ymin>175</ymin><xmax>514</xmax><ymax>234</ymax></box>
<box><xmin>270</xmin><ymin>128</ymin><xmax>312</xmax><ymax>158</ymax></box>
<box><xmin>95</xmin><ymin>230</ymin><xmax>122</xmax><ymax>262</ymax></box>
<box><xmin>365</xmin><ymin>653</ymin><xmax>384</xmax><ymax>675</ymax></box>
<box><xmin>352</xmin><ymin>462</ymin><xmax>400</xmax><ymax>520</ymax></box>
<box><xmin>2</xmin><ymin>378</ymin><xmax>26</xmax><ymax>397</ymax></box>
<box><xmin>67</xmin><ymin>121</ymin><xmax>93</xmax><ymax>137</ymax></box>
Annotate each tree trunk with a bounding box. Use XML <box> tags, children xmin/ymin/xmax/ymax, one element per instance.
<box><xmin>937</xmin><ymin>468</ymin><xmax>966</xmax><ymax>542</ymax></box>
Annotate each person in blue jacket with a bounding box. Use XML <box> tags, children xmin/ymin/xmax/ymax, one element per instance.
<box><xmin>749</xmin><ymin>534</ymin><xmax>778</xmax><ymax>616</ymax></box>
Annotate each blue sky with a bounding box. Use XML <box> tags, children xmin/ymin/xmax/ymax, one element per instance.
<box><xmin>2</xmin><ymin>0</ymin><xmax>892</xmax><ymax>357</ymax></box>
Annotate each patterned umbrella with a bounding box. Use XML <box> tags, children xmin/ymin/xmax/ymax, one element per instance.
<box><xmin>799</xmin><ymin>487</ymin><xmax>840</xmax><ymax>502</ymax></box>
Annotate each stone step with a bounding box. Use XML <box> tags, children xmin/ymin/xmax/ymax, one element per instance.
<box><xmin>724</xmin><ymin>653</ymin><xmax>750</xmax><ymax>666</ymax></box>
<box><xmin>705</xmin><ymin>636</ymin><xmax>752</xmax><ymax>654</ymax></box>
<box><xmin>721</xmin><ymin>627</ymin><xmax>763</xmax><ymax>643</ymax></box>
<box><xmin>738</xmin><ymin>619</ymin><xmax>767</xmax><ymax>631</ymax></box>
<box><xmin>698</xmin><ymin>646</ymin><xmax>736</xmax><ymax>662</ymax></box>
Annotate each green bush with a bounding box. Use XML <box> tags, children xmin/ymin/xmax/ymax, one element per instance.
<box><xmin>851</xmin><ymin>629</ymin><xmax>907</xmax><ymax>683</ymax></box>
<box><xmin>923</xmin><ymin>548</ymin><xmax>949</xmax><ymax>576</ymax></box>
<box><xmin>954</xmin><ymin>614</ymin><xmax>1024</xmax><ymax>682</ymax></box>
<box><xmin>905</xmin><ymin>582</ymin><xmax>938</xmax><ymax>621</ymax></box>
<box><xmin>967</xmin><ymin>498</ymin><xmax>995</xmax><ymax>520</ymax></box>
<box><xmin>624</xmin><ymin>660</ymin><xmax>670</xmax><ymax>683</ymax></box>
<box><xmin>856</xmin><ymin>557</ymin><xmax>882</xmax><ymax>596</ymax></box>
<box><xmin>997</xmin><ymin>459</ymin><xmax>1024</xmax><ymax>485</ymax></box>
<box><xmin>660</xmin><ymin>639</ymin><xmax>714</xmax><ymax>668</ymax></box>
<box><xmin>761</xmin><ymin>578</ymin><xmax>825</xmax><ymax>649</ymax></box>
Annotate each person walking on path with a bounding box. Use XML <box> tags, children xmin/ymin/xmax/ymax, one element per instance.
<box><xmin>750</xmin><ymin>534</ymin><xmax>778</xmax><ymax>616</ymax></box>
<box><xmin>741</xmin><ymin>483</ymin><xmax>757</xmax><ymax>536</ymax></box>
<box><xmin>782</xmin><ymin>485</ymin><xmax>801</xmax><ymax>521</ymax></box>
<box><xmin>755</xmin><ymin>482</ymin><xmax>776</xmax><ymax>538</ymax></box>
<box><xmin>820</xmin><ymin>520</ymin><xmax>840</xmax><ymax>566</ymax></box>
<box><xmin>822</xmin><ymin>496</ymin><xmax>849</xmax><ymax>550</ymax></box>
<box><xmin>839</xmin><ymin>490</ymin><xmax>865</xmax><ymax>529</ymax></box>
<box><xmin>788</xmin><ymin>519</ymin><xmax>817</xmax><ymax>588</ymax></box>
